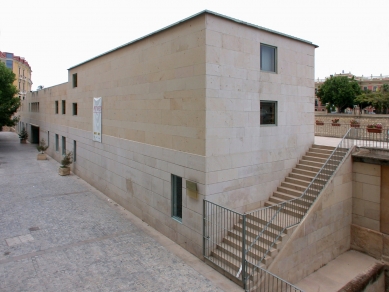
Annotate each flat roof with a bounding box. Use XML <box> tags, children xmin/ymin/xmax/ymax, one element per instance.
<box><xmin>68</xmin><ymin>10</ymin><xmax>318</xmax><ymax>70</ymax></box>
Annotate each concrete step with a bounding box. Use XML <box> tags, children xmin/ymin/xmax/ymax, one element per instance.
<box><xmin>285</xmin><ymin>176</ymin><xmax>310</xmax><ymax>187</ymax></box>
<box><xmin>306</xmin><ymin>150</ymin><xmax>331</xmax><ymax>158</ymax></box>
<box><xmin>312</xmin><ymin>144</ymin><xmax>336</xmax><ymax>151</ymax></box>
<box><xmin>234</xmin><ymin>222</ymin><xmax>281</xmax><ymax>242</ymax></box>
<box><xmin>245</xmin><ymin>214</ymin><xmax>286</xmax><ymax>233</ymax></box>
<box><xmin>221</xmin><ymin>236</ymin><xmax>275</xmax><ymax>266</ymax></box>
<box><xmin>289</xmin><ymin>171</ymin><xmax>316</xmax><ymax>182</ymax></box>
<box><xmin>277</xmin><ymin>186</ymin><xmax>303</xmax><ymax>197</ymax></box>
<box><xmin>264</xmin><ymin>201</ymin><xmax>305</xmax><ymax>219</ymax></box>
<box><xmin>296</xmin><ymin>163</ymin><xmax>321</xmax><ymax>173</ymax></box>
<box><xmin>309</xmin><ymin>148</ymin><xmax>333</xmax><ymax>156</ymax></box>
<box><xmin>227</xmin><ymin>228</ymin><xmax>285</xmax><ymax>248</ymax></box>
<box><xmin>268</xmin><ymin>196</ymin><xmax>311</xmax><ymax>212</ymax></box>
<box><xmin>281</xmin><ymin>181</ymin><xmax>307</xmax><ymax>192</ymax></box>
<box><xmin>302</xmin><ymin>155</ymin><xmax>328</xmax><ymax>163</ymax></box>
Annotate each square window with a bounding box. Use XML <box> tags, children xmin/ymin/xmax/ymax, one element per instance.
<box><xmin>72</xmin><ymin>73</ymin><xmax>77</xmax><ymax>88</ymax></box>
<box><xmin>62</xmin><ymin>136</ymin><xmax>66</xmax><ymax>155</ymax></box>
<box><xmin>260</xmin><ymin>44</ymin><xmax>277</xmax><ymax>73</ymax></box>
<box><xmin>62</xmin><ymin>100</ymin><xmax>66</xmax><ymax>114</ymax></box>
<box><xmin>55</xmin><ymin>134</ymin><xmax>59</xmax><ymax>151</ymax></box>
<box><xmin>260</xmin><ymin>101</ymin><xmax>277</xmax><ymax>125</ymax></box>
<box><xmin>72</xmin><ymin>103</ymin><xmax>77</xmax><ymax>115</ymax></box>
<box><xmin>55</xmin><ymin>101</ymin><xmax>58</xmax><ymax>114</ymax></box>
<box><xmin>171</xmin><ymin>174</ymin><xmax>182</xmax><ymax>221</ymax></box>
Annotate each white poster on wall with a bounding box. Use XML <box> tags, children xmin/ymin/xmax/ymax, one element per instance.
<box><xmin>93</xmin><ymin>97</ymin><xmax>102</xmax><ymax>142</ymax></box>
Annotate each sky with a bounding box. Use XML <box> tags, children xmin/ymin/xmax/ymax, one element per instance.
<box><xmin>1</xmin><ymin>0</ymin><xmax>388</xmax><ymax>90</ymax></box>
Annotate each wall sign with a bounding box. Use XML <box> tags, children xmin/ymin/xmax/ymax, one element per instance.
<box><xmin>93</xmin><ymin>97</ymin><xmax>102</xmax><ymax>142</ymax></box>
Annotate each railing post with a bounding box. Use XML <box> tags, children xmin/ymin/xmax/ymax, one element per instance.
<box><xmin>203</xmin><ymin>199</ymin><xmax>206</xmax><ymax>257</ymax></box>
<box><xmin>242</xmin><ymin>214</ymin><xmax>247</xmax><ymax>290</ymax></box>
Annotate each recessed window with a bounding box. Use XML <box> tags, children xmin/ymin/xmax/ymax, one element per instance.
<box><xmin>73</xmin><ymin>140</ymin><xmax>77</xmax><ymax>162</ymax></box>
<box><xmin>62</xmin><ymin>136</ymin><xmax>66</xmax><ymax>155</ymax></box>
<box><xmin>62</xmin><ymin>100</ymin><xmax>66</xmax><ymax>114</ymax></box>
<box><xmin>55</xmin><ymin>134</ymin><xmax>59</xmax><ymax>151</ymax></box>
<box><xmin>55</xmin><ymin>101</ymin><xmax>58</xmax><ymax>114</ymax></box>
<box><xmin>72</xmin><ymin>103</ymin><xmax>77</xmax><ymax>115</ymax></box>
<box><xmin>260</xmin><ymin>44</ymin><xmax>277</xmax><ymax>73</ymax></box>
<box><xmin>72</xmin><ymin>73</ymin><xmax>78</xmax><ymax>88</ymax></box>
<box><xmin>260</xmin><ymin>101</ymin><xmax>277</xmax><ymax>125</ymax></box>
<box><xmin>171</xmin><ymin>174</ymin><xmax>182</xmax><ymax>222</ymax></box>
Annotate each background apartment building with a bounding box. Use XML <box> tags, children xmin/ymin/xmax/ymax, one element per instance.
<box><xmin>0</xmin><ymin>51</ymin><xmax>33</xmax><ymax>100</ymax></box>
<box><xmin>315</xmin><ymin>72</ymin><xmax>389</xmax><ymax>111</ymax></box>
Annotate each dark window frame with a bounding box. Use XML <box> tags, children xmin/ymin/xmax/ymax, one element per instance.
<box><xmin>260</xmin><ymin>100</ymin><xmax>278</xmax><ymax>126</ymax></box>
<box><xmin>260</xmin><ymin>44</ymin><xmax>277</xmax><ymax>73</ymax></box>
<box><xmin>171</xmin><ymin>174</ymin><xmax>183</xmax><ymax>222</ymax></box>
<box><xmin>72</xmin><ymin>103</ymin><xmax>78</xmax><ymax>116</ymax></box>
<box><xmin>62</xmin><ymin>100</ymin><xmax>66</xmax><ymax>115</ymax></box>
<box><xmin>62</xmin><ymin>136</ymin><xmax>66</xmax><ymax>155</ymax></box>
<box><xmin>72</xmin><ymin>73</ymin><xmax>78</xmax><ymax>88</ymax></box>
<box><xmin>55</xmin><ymin>134</ymin><xmax>59</xmax><ymax>151</ymax></box>
<box><xmin>55</xmin><ymin>101</ymin><xmax>58</xmax><ymax>114</ymax></box>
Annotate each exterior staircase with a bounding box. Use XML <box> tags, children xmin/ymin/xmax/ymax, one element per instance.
<box><xmin>204</xmin><ymin>144</ymin><xmax>344</xmax><ymax>284</ymax></box>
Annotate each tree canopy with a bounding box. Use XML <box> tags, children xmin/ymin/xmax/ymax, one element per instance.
<box><xmin>0</xmin><ymin>62</ymin><xmax>20</xmax><ymax>127</ymax></box>
<box><xmin>316</xmin><ymin>76</ymin><xmax>362</xmax><ymax>113</ymax></box>
<box><xmin>355</xmin><ymin>84</ymin><xmax>389</xmax><ymax>114</ymax></box>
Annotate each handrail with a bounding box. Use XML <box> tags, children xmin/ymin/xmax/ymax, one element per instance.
<box><xmin>245</xmin><ymin>261</ymin><xmax>304</xmax><ymax>292</ymax></box>
<box><xmin>246</xmin><ymin>128</ymin><xmax>353</xmax><ymax>268</ymax></box>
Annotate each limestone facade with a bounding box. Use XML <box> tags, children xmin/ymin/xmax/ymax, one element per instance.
<box><xmin>19</xmin><ymin>11</ymin><xmax>316</xmax><ymax>258</ymax></box>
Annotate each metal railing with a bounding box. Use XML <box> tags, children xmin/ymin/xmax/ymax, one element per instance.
<box><xmin>315</xmin><ymin>122</ymin><xmax>389</xmax><ymax>139</ymax></box>
<box><xmin>245</xmin><ymin>263</ymin><xmax>303</xmax><ymax>292</ymax></box>
<box><xmin>316</xmin><ymin>123</ymin><xmax>389</xmax><ymax>149</ymax></box>
<box><xmin>203</xmin><ymin>200</ymin><xmax>246</xmax><ymax>281</ymax></box>
<box><xmin>244</xmin><ymin>130</ymin><xmax>353</xmax><ymax>276</ymax></box>
<box><xmin>204</xmin><ymin>129</ymin><xmax>356</xmax><ymax>291</ymax></box>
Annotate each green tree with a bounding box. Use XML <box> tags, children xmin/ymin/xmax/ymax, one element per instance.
<box><xmin>355</xmin><ymin>84</ymin><xmax>389</xmax><ymax>114</ymax></box>
<box><xmin>0</xmin><ymin>62</ymin><xmax>20</xmax><ymax>127</ymax></box>
<box><xmin>317</xmin><ymin>76</ymin><xmax>362</xmax><ymax>113</ymax></box>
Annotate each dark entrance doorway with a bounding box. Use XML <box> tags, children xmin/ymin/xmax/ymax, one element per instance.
<box><xmin>31</xmin><ymin>125</ymin><xmax>40</xmax><ymax>144</ymax></box>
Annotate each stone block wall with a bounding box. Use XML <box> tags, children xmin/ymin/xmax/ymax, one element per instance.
<box><xmin>204</xmin><ymin>14</ymin><xmax>315</xmax><ymax>212</ymax></box>
<box><xmin>352</xmin><ymin>162</ymin><xmax>381</xmax><ymax>231</ymax></box>
<box><xmin>267</xmin><ymin>154</ymin><xmax>353</xmax><ymax>284</ymax></box>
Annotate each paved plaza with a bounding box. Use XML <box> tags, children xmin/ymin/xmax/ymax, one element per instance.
<box><xmin>0</xmin><ymin>132</ymin><xmax>241</xmax><ymax>292</ymax></box>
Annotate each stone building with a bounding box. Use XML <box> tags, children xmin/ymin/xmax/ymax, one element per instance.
<box><xmin>0</xmin><ymin>51</ymin><xmax>33</xmax><ymax>100</ymax></box>
<box><xmin>19</xmin><ymin>10</ymin><xmax>317</xmax><ymax>259</ymax></box>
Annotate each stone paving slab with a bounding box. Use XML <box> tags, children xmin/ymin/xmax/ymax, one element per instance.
<box><xmin>0</xmin><ymin>132</ymin><xmax>241</xmax><ymax>292</ymax></box>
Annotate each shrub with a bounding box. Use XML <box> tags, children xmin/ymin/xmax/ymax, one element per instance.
<box><xmin>37</xmin><ymin>139</ymin><xmax>49</xmax><ymax>153</ymax></box>
<box><xmin>18</xmin><ymin>128</ymin><xmax>28</xmax><ymax>140</ymax></box>
<box><xmin>60</xmin><ymin>151</ymin><xmax>73</xmax><ymax>168</ymax></box>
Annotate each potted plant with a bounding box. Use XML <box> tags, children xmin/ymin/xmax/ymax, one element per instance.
<box><xmin>36</xmin><ymin>139</ymin><xmax>49</xmax><ymax>160</ymax></box>
<box><xmin>18</xmin><ymin>128</ymin><xmax>28</xmax><ymax>143</ymax></box>
<box><xmin>315</xmin><ymin>119</ymin><xmax>324</xmax><ymax>126</ymax></box>
<box><xmin>350</xmin><ymin>119</ymin><xmax>360</xmax><ymax>128</ymax></box>
<box><xmin>331</xmin><ymin>118</ymin><xmax>340</xmax><ymax>126</ymax></box>
<box><xmin>59</xmin><ymin>151</ymin><xmax>73</xmax><ymax>176</ymax></box>
<box><xmin>366</xmin><ymin>123</ymin><xmax>383</xmax><ymax>133</ymax></box>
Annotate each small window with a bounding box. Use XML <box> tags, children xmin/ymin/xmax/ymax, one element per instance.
<box><xmin>260</xmin><ymin>101</ymin><xmax>277</xmax><ymax>125</ymax></box>
<box><xmin>72</xmin><ymin>73</ymin><xmax>77</xmax><ymax>88</ymax></box>
<box><xmin>55</xmin><ymin>101</ymin><xmax>58</xmax><ymax>114</ymax></box>
<box><xmin>62</xmin><ymin>100</ymin><xmax>66</xmax><ymax>114</ymax></box>
<box><xmin>260</xmin><ymin>44</ymin><xmax>277</xmax><ymax>73</ymax></box>
<box><xmin>55</xmin><ymin>134</ymin><xmax>59</xmax><ymax>151</ymax></box>
<box><xmin>62</xmin><ymin>136</ymin><xmax>66</xmax><ymax>155</ymax></box>
<box><xmin>72</xmin><ymin>103</ymin><xmax>77</xmax><ymax>115</ymax></box>
<box><xmin>73</xmin><ymin>140</ymin><xmax>77</xmax><ymax>162</ymax></box>
<box><xmin>171</xmin><ymin>174</ymin><xmax>183</xmax><ymax>221</ymax></box>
